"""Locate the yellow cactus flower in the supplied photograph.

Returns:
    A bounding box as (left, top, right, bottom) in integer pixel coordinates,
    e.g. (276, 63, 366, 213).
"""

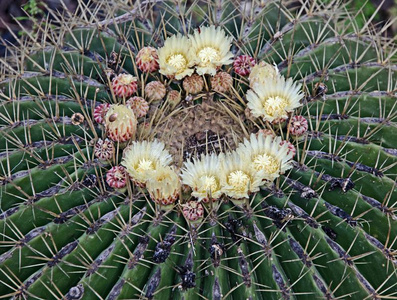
(237, 133, 293, 181)
(246, 75, 303, 122)
(189, 26, 234, 75)
(157, 34, 196, 80)
(220, 152, 264, 199)
(181, 153, 223, 202)
(147, 165, 180, 207)
(122, 140, 172, 185)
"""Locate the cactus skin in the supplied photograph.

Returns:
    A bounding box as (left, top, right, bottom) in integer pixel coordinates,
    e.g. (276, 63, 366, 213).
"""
(0, 0, 396, 299)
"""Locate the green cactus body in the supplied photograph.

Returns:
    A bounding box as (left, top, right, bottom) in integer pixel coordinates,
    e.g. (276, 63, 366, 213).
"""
(0, 0, 396, 299)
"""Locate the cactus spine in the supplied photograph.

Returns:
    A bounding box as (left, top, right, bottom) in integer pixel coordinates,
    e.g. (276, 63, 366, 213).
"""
(0, 0, 396, 299)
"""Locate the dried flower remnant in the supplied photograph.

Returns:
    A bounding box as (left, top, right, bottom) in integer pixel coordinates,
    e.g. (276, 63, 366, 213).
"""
(145, 81, 166, 102)
(71, 113, 84, 125)
(289, 115, 308, 136)
(166, 90, 182, 108)
(94, 138, 115, 161)
(182, 201, 204, 223)
(248, 61, 279, 89)
(256, 129, 275, 138)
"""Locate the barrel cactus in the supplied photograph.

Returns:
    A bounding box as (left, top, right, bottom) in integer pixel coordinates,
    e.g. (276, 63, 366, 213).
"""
(0, 0, 396, 299)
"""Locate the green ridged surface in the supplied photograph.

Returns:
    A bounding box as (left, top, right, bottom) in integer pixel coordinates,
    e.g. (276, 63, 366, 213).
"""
(0, 1, 396, 299)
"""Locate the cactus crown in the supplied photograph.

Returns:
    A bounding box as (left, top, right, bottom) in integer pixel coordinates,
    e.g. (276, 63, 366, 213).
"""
(0, 0, 396, 299)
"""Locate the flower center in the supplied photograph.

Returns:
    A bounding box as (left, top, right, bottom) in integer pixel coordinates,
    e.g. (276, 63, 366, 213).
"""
(199, 175, 219, 193)
(253, 154, 279, 174)
(157, 173, 170, 182)
(198, 47, 220, 65)
(136, 159, 154, 173)
(228, 170, 250, 192)
(119, 74, 136, 85)
(264, 96, 288, 118)
(167, 54, 187, 73)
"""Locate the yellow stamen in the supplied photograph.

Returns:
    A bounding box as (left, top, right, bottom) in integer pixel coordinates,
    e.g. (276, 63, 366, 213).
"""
(167, 54, 187, 73)
(264, 96, 288, 118)
(198, 47, 220, 66)
(253, 154, 279, 174)
(228, 170, 250, 193)
(199, 175, 219, 193)
(136, 159, 154, 173)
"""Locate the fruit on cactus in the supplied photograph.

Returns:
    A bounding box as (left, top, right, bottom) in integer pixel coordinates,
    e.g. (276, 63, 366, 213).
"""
(112, 73, 138, 98)
(0, 0, 396, 299)
(182, 73, 204, 94)
(144, 81, 166, 102)
(233, 54, 256, 76)
(105, 104, 137, 142)
(210, 71, 233, 93)
(126, 96, 149, 118)
(136, 46, 159, 73)
(106, 166, 127, 189)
